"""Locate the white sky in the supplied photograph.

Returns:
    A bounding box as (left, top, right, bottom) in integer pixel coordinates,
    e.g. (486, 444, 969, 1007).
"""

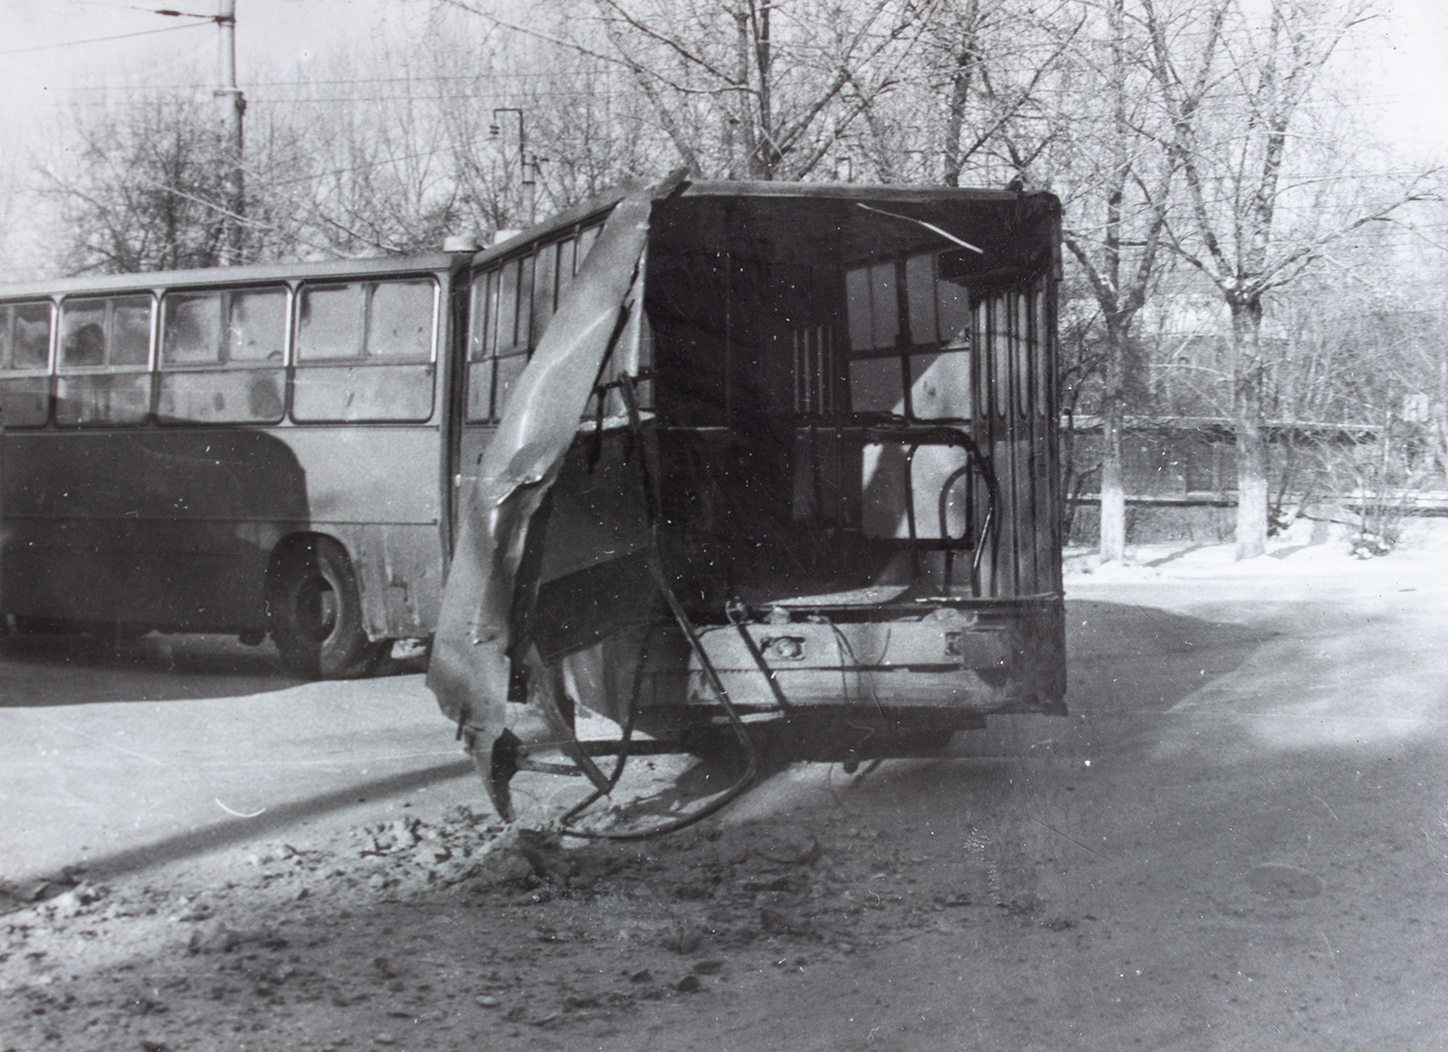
(1, 0, 1442, 138)
(1355, 0, 1448, 161)
(0, 0, 1444, 272)
(0, 0, 413, 117)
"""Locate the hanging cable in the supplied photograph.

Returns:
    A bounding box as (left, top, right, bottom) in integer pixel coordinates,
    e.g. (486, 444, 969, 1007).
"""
(559, 371, 760, 840)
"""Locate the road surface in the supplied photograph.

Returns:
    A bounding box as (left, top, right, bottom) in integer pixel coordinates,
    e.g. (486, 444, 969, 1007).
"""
(3, 535, 1448, 1051)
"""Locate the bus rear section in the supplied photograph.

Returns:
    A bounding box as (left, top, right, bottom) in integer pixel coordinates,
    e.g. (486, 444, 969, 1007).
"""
(429, 180, 1065, 828)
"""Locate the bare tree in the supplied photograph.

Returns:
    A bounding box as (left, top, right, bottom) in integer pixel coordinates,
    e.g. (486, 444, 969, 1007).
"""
(278, 37, 471, 256)
(443, 0, 939, 182)
(844, 0, 1081, 187)
(1143, 0, 1436, 558)
(1056, 0, 1174, 561)
(914, 0, 1164, 561)
(36, 94, 237, 274)
(32, 78, 328, 275)
(424, 11, 661, 233)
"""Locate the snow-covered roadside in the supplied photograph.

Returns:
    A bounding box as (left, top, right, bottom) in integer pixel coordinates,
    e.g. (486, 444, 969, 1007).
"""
(1066, 517, 1448, 585)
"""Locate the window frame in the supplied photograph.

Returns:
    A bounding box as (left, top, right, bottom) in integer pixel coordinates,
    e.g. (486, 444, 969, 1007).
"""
(0, 299, 55, 429)
(57, 292, 155, 373)
(160, 284, 291, 369)
(155, 284, 290, 427)
(289, 275, 441, 425)
(463, 222, 607, 425)
(0, 299, 54, 373)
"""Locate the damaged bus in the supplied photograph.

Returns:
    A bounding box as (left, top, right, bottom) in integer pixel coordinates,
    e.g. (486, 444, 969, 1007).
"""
(428, 176, 1066, 830)
(0, 177, 1064, 831)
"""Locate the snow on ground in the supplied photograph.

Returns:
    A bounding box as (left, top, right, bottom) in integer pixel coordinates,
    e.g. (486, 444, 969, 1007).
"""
(1065, 517, 1448, 583)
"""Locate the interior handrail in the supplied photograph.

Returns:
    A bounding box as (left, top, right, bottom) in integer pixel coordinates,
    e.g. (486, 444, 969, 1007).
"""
(798, 421, 1000, 597)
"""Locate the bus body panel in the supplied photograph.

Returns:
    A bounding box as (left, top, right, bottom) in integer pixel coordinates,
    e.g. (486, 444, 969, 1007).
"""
(0, 255, 463, 644)
(2, 427, 304, 630)
(0, 423, 447, 636)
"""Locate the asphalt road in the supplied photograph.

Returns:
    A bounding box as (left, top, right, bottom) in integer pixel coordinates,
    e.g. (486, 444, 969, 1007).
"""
(0, 633, 476, 886)
(3, 540, 1448, 1050)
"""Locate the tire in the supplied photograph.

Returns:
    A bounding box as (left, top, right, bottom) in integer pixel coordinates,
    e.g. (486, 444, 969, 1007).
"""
(267, 537, 382, 679)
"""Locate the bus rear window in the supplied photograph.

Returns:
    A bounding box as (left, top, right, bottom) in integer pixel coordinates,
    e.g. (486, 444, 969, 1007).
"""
(845, 253, 970, 355)
(845, 253, 974, 420)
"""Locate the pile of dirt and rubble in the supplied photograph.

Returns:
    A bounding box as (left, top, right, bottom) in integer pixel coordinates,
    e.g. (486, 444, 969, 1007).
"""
(0, 795, 1071, 1051)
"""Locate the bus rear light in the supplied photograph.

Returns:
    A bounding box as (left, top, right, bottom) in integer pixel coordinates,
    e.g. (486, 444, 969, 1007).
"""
(761, 636, 806, 661)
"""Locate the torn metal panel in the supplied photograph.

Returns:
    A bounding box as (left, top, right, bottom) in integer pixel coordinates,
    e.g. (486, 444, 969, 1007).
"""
(426, 175, 683, 815)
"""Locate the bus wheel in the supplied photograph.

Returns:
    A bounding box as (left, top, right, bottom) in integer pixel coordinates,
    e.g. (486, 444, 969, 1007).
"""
(268, 538, 382, 679)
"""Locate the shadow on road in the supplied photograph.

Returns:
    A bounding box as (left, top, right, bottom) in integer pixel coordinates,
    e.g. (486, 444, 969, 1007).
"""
(0, 632, 421, 707)
(0, 632, 297, 705)
(68, 759, 476, 883)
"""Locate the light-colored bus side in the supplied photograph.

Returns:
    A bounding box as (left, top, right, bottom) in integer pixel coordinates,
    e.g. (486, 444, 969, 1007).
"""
(0, 256, 463, 652)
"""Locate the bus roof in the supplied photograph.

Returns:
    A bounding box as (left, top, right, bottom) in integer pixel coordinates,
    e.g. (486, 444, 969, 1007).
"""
(0, 181, 1058, 299)
(0, 251, 465, 302)
(477, 179, 1059, 269)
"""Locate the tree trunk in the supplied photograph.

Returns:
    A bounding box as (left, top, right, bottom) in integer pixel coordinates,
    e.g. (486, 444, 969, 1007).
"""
(941, 0, 980, 188)
(1099, 319, 1127, 562)
(1231, 297, 1268, 559)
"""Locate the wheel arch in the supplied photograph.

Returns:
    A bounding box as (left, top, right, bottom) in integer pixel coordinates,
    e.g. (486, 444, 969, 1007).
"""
(264, 529, 384, 644)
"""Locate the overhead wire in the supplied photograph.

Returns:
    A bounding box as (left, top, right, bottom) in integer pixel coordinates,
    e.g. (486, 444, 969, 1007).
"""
(0, 18, 211, 56)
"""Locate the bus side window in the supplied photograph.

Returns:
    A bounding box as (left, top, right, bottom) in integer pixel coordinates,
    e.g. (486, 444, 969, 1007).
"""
(465, 269, 496, 422)
(464, 228, 603, 426)
(60, 300, 107, 367)
(1032, 284, 1050, 417)
(492, 259, 530, 418)
(110, 297, 151, 366)
(157, 287, 287, 425)
(12, 303, 52, 369)
(295, 284, 363, 361)
(466, 259, 531, 424)
(555, 224, 602, 308)
(367, 280, 434, 358)
(55, 294, 152, 427)
(555, 237, 578, 304)
(227, 288, 287, 362)
(293, 279, 436, 423)
(494, 260, 524, 355)
(576, 226, 600, 273)
(0, 301, 52, 428)
(162, 291, 223, 364)
(531, 241, 558, 341)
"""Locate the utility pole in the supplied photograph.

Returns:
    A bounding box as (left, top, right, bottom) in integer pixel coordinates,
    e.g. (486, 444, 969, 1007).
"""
(217, 0, 246, 265)
(492, 108, 535, 225)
